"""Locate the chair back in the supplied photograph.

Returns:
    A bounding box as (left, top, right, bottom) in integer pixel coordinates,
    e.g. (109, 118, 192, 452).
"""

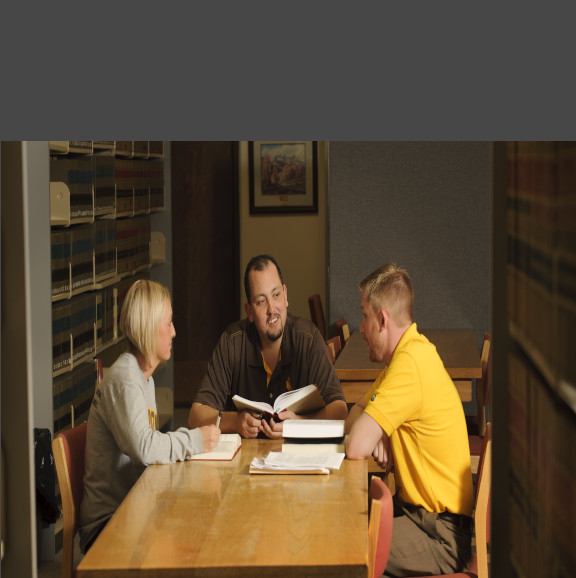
(52, 422, 88, 578)
(473, 422, 491, 578)
(368, 476, 394, 578)
(308, 293, 327, 339)
(326, 342, 336, 364)
(334, 317, 350, 346)
(468, 333, 492, 472)
(326, 336, 342, 363)
(402, 426, 491, 578)
(476, 333, 491, 437)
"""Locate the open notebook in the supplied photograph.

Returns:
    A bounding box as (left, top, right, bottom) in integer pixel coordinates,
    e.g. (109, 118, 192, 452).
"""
(190, 434, 242, 461)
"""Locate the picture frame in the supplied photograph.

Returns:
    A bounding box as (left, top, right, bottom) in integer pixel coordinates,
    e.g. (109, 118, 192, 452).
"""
(249, 141, 318, 214)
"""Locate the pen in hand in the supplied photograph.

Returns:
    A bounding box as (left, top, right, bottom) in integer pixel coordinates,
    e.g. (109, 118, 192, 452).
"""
(216, 410, 222, 429)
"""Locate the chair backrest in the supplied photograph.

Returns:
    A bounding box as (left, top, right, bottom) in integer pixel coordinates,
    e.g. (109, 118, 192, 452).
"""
(52, 422, 88, 578)
(401, 427, 491, 578)
(473, 422, 491, 578)
(334, 317, 350, 346)
(368, 476, 394, 578)
(326, 336, 342, 363)
(476, 333, 492, 437)
(326, 342, 336, 364)
(308, 293, 327, 340)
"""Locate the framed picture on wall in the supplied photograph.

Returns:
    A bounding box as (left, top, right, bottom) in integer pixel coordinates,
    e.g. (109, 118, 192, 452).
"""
(249, 141, 318, 214)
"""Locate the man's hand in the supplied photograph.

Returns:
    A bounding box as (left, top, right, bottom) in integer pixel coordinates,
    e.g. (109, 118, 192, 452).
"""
(236, 410, 264, 438)
(259, 410, 297, 439)
(199, 425, 221, 452)
(372, 434, 393, 472)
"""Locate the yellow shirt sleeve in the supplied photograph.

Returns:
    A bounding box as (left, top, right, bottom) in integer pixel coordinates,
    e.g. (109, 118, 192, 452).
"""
(364, 350, 422, 436)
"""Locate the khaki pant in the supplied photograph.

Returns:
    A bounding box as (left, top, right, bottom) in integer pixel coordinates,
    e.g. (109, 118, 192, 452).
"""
(383, 497, 472, 577)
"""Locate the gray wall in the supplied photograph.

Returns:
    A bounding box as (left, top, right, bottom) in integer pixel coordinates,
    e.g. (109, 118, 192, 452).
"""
(328, 141, 491, 348)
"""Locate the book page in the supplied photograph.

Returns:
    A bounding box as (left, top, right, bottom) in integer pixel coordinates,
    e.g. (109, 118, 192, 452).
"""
(190, 434, 242, 461)
(275, 384, 325, 414)
(232, 395, 274, 414)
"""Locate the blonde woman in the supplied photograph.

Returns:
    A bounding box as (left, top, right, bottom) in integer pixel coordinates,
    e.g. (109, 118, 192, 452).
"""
(79, 279, 220, 553)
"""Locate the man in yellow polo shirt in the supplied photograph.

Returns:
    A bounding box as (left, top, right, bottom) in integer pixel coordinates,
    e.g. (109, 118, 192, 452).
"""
(346, 264, 473, 577)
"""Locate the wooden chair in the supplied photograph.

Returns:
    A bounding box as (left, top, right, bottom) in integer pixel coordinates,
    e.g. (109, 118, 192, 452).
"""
(368, 475, 394, 578)
(334, 317, 351, 347)
(308, 293, 327, 340)
(326, 336, 342, 363)
(52, 423, 88, 578)
(411, 422, 492, 578)
(468, 333, 491, 474)
(326, 342, 336, 364)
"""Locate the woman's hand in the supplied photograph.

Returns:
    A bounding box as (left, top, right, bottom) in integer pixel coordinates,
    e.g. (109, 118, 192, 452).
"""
(199, 424, 221, 452)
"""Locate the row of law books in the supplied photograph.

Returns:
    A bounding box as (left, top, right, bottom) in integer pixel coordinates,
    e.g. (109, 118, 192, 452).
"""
(115, 215, 151, 277)
(53, 359, 99, 436)
(51, 215, 153, 300)
(50, 155, 164, 224)
(114, 158, 165, 216)
(49, 140, 164, 159)
(506, 141, 576, 398)
(51, 273, 149, 376)
(52, 289, 115, 376)
(508, 351, 576, 577)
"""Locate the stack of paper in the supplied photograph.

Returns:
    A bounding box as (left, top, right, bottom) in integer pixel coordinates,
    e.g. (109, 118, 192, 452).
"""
(249, 451, 345, 475)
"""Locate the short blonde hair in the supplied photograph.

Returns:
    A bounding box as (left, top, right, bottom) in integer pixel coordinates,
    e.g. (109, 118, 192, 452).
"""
(120, 279, 171, 368)
(359, 263, 414, 326)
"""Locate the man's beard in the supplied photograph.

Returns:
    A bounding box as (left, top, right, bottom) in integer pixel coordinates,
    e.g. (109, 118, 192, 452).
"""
(266, 320, 284, 342)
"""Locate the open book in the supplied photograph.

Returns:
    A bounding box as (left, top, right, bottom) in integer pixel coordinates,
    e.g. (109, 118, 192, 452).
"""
(249, 451, 345, 475)
(189, 434, 242, 461)
(232, 384, 325, 417)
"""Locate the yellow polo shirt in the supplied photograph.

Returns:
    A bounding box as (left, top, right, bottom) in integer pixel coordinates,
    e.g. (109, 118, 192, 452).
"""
(364, 323, 473, 515)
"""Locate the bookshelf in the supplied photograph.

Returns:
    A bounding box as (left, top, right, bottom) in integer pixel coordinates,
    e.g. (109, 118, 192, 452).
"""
(47, 141, 172, 553)
(49, 141, 168, 437)
(0, 141, 173, 573)
(504, 141, 576, 577)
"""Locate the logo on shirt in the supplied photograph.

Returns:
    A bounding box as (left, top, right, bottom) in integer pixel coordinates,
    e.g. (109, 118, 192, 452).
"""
(148, 408, 158, 431)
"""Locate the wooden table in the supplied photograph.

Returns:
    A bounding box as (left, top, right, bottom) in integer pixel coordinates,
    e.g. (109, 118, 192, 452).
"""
(77, 439, 369, 578)
(335, 329, 482, 404)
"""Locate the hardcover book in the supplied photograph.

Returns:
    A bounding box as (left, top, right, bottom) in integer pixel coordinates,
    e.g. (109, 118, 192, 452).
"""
(282, 419, 345, 440)
(232, 384, 325, 417)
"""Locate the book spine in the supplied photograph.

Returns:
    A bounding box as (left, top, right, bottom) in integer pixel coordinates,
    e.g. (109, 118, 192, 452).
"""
(70, 294, 95, 363)
(133, 214, 151, 270)
(149, 159, 165, 210)
(71, 224, 94, 291)
(115, 158, 135, 216)
(51, 229, 71, 297)
(101, 286, 115, 347)
(93, 155, 116, 214)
